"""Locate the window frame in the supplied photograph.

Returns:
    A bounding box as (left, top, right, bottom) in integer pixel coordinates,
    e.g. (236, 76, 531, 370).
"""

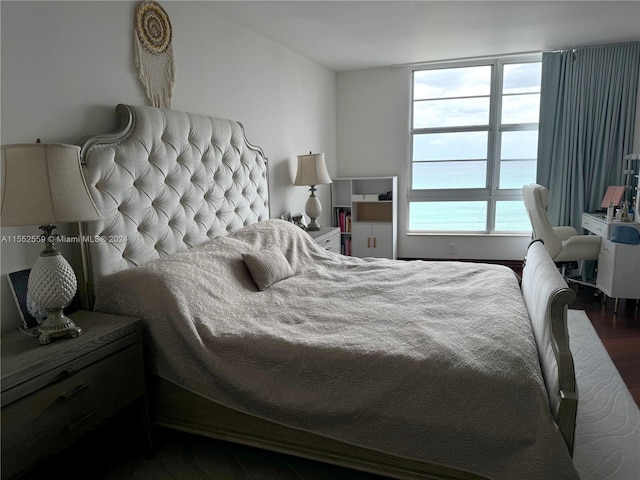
(408, 54, 542, 234)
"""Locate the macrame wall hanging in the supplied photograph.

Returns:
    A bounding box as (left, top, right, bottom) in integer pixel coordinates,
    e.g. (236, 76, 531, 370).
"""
(134, 0, 175, 108)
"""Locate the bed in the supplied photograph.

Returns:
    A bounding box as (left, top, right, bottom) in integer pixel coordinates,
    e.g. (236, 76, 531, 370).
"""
(77, 104, 579, 480)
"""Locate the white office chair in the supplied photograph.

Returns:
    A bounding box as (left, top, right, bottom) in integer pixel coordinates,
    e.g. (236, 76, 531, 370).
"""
(523, 183, 601, 286)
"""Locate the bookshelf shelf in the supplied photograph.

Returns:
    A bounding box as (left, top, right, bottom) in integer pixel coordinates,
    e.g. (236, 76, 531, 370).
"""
(331, 176, 397, 259)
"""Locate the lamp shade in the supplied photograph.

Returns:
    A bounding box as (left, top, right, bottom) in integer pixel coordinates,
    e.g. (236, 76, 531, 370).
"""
(1, 143, 102, 226)
(293, 153, 332, 186)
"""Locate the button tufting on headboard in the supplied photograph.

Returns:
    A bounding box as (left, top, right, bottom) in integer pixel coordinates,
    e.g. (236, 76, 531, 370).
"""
(78, 104, 269, 306)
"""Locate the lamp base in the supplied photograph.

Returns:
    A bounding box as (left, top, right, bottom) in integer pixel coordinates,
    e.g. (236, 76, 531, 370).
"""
(305, 220, 321, 231)
(36, 309, 82, 345)
(304, 186, 322, 232)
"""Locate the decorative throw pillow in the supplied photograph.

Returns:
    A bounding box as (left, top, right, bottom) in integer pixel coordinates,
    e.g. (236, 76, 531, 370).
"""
(242, 248, 294, 291)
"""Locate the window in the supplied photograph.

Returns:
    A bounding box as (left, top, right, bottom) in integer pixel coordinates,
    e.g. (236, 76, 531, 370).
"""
(409, 56, 541, 233)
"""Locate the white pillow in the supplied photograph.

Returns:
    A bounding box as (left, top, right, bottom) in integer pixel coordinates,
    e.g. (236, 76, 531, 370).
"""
(242, 247, 294, 291)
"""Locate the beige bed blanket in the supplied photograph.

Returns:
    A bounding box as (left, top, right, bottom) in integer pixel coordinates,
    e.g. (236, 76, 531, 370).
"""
(95, 219, 578, 480)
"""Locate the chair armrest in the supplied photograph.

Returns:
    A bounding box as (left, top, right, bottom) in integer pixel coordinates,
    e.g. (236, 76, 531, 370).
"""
(557, 235, 602, 262)
(553, 226, 578, 241)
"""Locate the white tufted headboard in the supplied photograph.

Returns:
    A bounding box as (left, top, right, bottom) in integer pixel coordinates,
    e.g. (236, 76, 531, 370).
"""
(78, 104, 269, 306)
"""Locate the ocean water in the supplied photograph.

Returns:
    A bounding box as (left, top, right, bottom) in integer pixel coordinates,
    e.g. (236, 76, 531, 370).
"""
(410, 161, 535, 232)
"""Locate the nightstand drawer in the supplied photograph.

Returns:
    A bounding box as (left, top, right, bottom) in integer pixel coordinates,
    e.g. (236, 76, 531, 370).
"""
(2, 332, 139, 407)
(1, 342, 144, 479)
(317, 233, 340, 252)
(308, 227, 340, 253)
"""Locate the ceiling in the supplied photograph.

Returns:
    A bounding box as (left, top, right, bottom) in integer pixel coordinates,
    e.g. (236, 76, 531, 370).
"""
(199, 1, 640, 72)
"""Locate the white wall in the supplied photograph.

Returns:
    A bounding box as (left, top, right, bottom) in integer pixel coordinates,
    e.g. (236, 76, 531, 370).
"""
(337, 65, 640, 261)
(0, 1, 336, 333)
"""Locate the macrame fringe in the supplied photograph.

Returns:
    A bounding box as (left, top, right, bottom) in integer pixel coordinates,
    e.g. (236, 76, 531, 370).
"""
(134, 32, 176, 109)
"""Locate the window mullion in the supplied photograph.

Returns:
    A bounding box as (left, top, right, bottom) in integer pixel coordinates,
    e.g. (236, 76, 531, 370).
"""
(411, 125, 489, 135)
(490, 61, 504, 191)
(486, 61, 503, 231)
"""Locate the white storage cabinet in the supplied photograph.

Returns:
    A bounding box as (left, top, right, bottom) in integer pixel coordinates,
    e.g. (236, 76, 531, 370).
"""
(331, 176, 397, 259)
(596, 239, 640, 299)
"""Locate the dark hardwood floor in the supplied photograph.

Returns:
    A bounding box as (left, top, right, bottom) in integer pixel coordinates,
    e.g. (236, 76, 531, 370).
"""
(570, 285, 640, 406)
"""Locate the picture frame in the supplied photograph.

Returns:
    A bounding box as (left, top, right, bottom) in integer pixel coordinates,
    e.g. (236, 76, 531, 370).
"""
(281, 211, 306, 229)
(7, 269, 79, 330)
(7, 269, 45, 329)
(291, 213, 306, 229)
(280, 212, 293, 223)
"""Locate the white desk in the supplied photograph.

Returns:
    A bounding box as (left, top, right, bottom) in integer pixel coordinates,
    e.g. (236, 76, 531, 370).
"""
(582, 212, 640, 240)
(581, 213, 640, 302)
(581, 212, 640, 239)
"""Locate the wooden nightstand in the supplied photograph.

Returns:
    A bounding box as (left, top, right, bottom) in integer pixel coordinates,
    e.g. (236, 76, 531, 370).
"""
(307, 227, 341, 253)
(1, 311, 149, 479)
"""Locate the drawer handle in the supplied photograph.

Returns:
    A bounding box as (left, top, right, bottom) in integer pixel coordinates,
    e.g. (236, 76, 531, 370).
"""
(60, 383, 90, 401)
(66, 413, 94, 432)
(57, 369, 74, 379)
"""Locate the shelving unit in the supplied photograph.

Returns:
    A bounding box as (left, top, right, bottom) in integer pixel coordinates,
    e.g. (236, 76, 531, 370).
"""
(331, 176, 397, 259)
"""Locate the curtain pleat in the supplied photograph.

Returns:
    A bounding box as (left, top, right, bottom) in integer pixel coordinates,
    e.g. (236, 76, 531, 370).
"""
(537, 42, 640, 228)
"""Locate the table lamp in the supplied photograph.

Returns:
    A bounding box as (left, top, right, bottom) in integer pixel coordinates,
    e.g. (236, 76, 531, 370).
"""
(1, 143, 102, 344)
(293, 152, 332, 231)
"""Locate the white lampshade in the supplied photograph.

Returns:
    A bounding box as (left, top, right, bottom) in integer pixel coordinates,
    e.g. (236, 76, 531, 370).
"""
(293, 153, 332, 187)
(1, 143, 101, 226)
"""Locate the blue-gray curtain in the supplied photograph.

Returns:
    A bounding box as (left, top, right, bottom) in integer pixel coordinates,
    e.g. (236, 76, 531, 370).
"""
(537, 42, 640, 229)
